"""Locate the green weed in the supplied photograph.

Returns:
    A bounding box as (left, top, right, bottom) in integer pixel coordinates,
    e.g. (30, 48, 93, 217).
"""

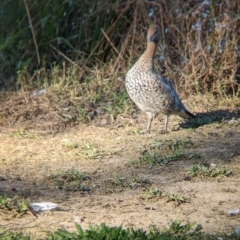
(62, 139, 78, 149)
(142, 188, 188, 205)
(0, 195, 32, 218)
(0, 231, 30, 240)
(76, 140, 106, 159)
(11, 128, 40, 139)
(1, 222, 239, 240)
(188, 164, 232, 178)
(47, 169, 91, 192)
(166, 221, 199, 234)
(105, 175, 151, 193)
(136, 139, 200, 168)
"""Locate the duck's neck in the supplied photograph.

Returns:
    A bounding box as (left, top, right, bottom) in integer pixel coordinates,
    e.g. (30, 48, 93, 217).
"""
(140, 42, 157, 70)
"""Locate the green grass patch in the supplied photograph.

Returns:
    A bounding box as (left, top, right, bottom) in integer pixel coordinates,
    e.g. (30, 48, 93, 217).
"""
(47, 169, 91, 192)
(105, 175, 151, 193)
(76, 140, 106, 159)
(11, 128, 41, 139)
(0, 195, 32, 218)
(0, 231, 30, 240)
(1, 222, 239, 240)
(131, 139, 200, 168)
(188, 164, 232, 179)
(142, 188, 188, 205)
(62, 139, 78, 149)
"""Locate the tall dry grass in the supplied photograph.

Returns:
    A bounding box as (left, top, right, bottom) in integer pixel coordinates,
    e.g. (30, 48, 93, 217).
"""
(0, 0, 240, 98)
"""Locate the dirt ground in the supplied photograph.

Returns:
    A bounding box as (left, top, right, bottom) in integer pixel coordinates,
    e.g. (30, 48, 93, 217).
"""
(0, 92, 240, 239)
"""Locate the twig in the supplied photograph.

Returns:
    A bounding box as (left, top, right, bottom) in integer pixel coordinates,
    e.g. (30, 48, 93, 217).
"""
(101, 29, 122, 59)
(82, 8, 127, 68)
(112, 25, 132, 73)
(50, 44, 83, 72)
(24, 0, 40, 65)
(0, 100, 24, 113)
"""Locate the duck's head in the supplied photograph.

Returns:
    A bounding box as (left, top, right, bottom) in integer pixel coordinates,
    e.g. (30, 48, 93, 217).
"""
(147, 24, 161, 44)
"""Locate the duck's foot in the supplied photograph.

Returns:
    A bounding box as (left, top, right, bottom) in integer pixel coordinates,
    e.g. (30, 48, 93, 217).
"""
(139, 129, 151, 134)
(159, 129, 168, 134)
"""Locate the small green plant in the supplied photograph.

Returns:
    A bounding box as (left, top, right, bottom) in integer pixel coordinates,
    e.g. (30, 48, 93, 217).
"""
(188, 164, 232, 178)
(11, 128, 40, 139)
(62, 139, 78, 149)
(134, 139, 200, 168)
(167, 220, 199, 234)
(142, 188, 188, 205)
(138, 150, 199, 168)
(76, 140, 117, 159)
(0, 231, 30, 240)
(105, 175, 151, 193)
(76, 140, 106, 159)
(103, 90, 133, 115)
(0, 195, 32, 218)
(168, 139, 193, 152)
(46, 222, 206, 240)
(188, 114, 225, 128)
(47, 169, 91, 191)
(1, 222, 239, 239)
(12, 128, 27, 137)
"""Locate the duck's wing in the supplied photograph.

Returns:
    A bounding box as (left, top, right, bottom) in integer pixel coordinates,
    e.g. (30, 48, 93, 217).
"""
(157, 75, 195, 118)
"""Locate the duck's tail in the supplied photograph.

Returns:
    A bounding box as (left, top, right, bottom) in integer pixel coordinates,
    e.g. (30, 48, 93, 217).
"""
(178, 108, 195, 119)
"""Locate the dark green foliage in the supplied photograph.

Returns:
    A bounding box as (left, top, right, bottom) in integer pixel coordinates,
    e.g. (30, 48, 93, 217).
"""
(1, 222, 240, 239)
(0, 231, 31, 240)
(45, 222, 240, 240)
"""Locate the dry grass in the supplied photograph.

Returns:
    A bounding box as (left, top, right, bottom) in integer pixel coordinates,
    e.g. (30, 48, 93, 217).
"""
(0, 1, 240, 132)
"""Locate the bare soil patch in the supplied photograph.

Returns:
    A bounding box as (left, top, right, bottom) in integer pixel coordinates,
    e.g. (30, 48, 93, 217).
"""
(0, 93, 240, 239)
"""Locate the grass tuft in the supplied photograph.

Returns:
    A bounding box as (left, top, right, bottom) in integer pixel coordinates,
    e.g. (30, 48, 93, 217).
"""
(1, 222, 239, 239)
(142, 188, 188, 205)
(132, 139, 200, 168)
(0, 195, 32, 218)
(188, 164, 232, 179)
(47, 169, 91, 192)
(105, 175, 151, 193)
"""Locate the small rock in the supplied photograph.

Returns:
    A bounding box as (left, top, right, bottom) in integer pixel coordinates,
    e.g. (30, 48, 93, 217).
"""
(101, 119, 108, 125)
(32, 89, 47, 98)
(144, 206, 156, 210)
(210, 163, 217, 168)
(228, 207, 240, 216)
(228, 118, 238, 125)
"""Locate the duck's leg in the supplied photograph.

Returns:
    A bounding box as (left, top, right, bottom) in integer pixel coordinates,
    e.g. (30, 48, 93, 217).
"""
(146, 112, 153, 134)
(160, 115, 169, 134)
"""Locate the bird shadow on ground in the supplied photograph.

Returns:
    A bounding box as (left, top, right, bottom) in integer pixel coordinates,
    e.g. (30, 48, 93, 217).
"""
(180, 109, 240, 129)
